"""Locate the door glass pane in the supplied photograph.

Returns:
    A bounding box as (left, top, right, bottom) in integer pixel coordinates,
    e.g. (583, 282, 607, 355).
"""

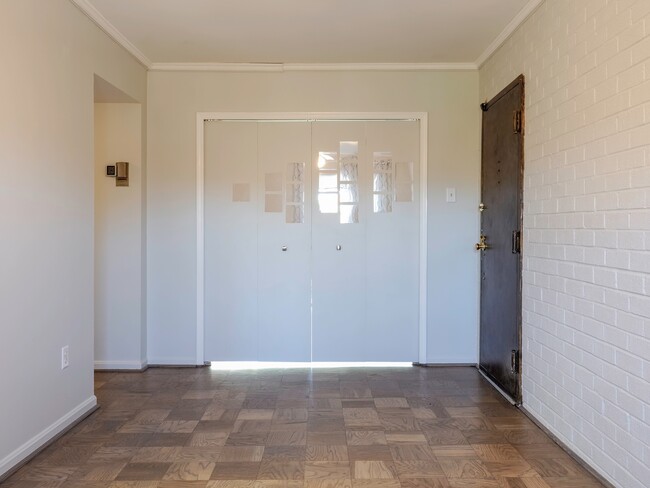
(318, 152, 338, 170)
(339, 183, 359, 203)
(318, 193, 339, 214)
(340, 203, 359, 224)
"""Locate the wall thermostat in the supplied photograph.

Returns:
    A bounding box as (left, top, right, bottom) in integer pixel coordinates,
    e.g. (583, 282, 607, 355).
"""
(106, 165, 116, 176)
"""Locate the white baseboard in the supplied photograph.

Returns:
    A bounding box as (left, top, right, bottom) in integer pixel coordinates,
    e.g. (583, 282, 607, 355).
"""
(94, 360, 148, 370)
(147, 357, 201, 366)
(0, 396, 97, 479)
(424, 357, 478, 364)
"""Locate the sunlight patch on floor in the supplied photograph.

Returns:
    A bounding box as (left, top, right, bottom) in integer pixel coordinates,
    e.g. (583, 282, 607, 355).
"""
(209, 361, 412, 370)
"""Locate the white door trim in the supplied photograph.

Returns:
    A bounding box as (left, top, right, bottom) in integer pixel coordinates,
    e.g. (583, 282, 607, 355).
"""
(196, 112, 429, 365)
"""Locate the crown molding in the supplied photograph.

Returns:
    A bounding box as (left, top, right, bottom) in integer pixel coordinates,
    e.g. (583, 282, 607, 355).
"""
(69, 0, 152, 68)
(149, 62, 478, 73)
(475, 0, 544, 68)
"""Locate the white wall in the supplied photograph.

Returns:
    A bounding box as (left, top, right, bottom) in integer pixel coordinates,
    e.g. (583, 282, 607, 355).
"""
(480, 1, 650, 487)
(0, 0, 146, 477)
(94, 103, 146, 370)
(147, 70, 481, 365)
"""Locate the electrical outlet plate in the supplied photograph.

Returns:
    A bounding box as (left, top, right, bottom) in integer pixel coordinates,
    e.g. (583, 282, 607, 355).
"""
(61, 345, 69, 370)
(446, 187, 456, 203)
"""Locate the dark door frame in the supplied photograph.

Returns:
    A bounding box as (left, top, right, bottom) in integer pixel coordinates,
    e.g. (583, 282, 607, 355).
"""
(478, 74, 525, 404)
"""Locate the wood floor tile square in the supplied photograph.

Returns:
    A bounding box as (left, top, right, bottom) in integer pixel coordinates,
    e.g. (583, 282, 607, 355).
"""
(437, 459, 493, 479)
(176, 448, 224, 462)
(252, 447, 300, 462)
(374, 398, 410, 409)
(304, 462, 351, 480)
(189, 432, 230, 447)
(70, 462, 127, 481)
(87, 448, 139, 464)
(341, 400, 375, 408)
(461, 430, 507, 444)
(527, 458, 587, 478)
(206, 481, 255, 488)
(273, 409, 308, 423)
(352, 461, 396, 479)
(13, 465, 77, 481)
(347, 445, 393, 462)
(385, 432, 428, 444)
(226, 432, 270, 446)
(202, 407, 227, 421)
(393, 460, 444, 478)
(307, 431, 347, 445)
(115, 462, 172, 481)
(423, 428, 468, 446)
(163, 461, 216, 481)
(256, 461, 304, 480)
(346, 430, 387, 446)
(445, 479, 502, 487)
(411, 408, 438, 420)
(133, 410, 171, 424)
(158, 482, 208, 488)
(399, 477, 450, 487)
(233, 420, 272, 434)
(304, 479, 352, 488)
(266, 430, 306, 446)
(390, 444, 435, 461)
(351, 480, 401, 488)
(142, 434, 191, 447)
(183, 390, 219, 400)
(210, 463, 261, 480)
(132, 447, 182, 463)
(342, 409, 381, 428)
(238, 410, 275, 420)
(253, 481, 304, 487)
(108, 482, 159, 488)
(218, 447, 265, 463)
(305, 446, 348, 462)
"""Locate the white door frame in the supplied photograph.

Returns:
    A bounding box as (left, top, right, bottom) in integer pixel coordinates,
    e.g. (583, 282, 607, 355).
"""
(196, 112, 429, 365)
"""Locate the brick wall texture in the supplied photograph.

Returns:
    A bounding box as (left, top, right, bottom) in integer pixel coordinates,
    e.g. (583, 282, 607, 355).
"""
(480, 1, 650, 487)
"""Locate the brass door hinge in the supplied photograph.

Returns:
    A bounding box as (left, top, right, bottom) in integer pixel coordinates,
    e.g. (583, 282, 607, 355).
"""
(513, 111, 522, 134)
(511, 349, 520, 374)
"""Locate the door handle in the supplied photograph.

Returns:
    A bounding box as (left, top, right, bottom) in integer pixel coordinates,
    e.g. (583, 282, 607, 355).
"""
(282, 246, 288, 252)
(336, 245, 342, 251)
(475, 235, 490, 251)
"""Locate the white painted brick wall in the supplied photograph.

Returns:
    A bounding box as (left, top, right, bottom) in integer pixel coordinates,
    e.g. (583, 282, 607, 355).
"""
(480, 1, 650, 487)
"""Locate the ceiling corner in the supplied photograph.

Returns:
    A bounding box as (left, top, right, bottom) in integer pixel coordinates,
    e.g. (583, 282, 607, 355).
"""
(69, 0, 152, 69)
(475, 0, 544, 68)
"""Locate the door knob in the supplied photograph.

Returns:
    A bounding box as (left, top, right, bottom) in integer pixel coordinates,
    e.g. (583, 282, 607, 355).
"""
(475, 235, 490, 251)
(282, 246, 288, 252)
(336, 245, 342, 251)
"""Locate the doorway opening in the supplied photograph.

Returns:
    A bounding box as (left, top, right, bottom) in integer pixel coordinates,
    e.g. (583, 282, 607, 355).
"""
(93, 75, 146, 372)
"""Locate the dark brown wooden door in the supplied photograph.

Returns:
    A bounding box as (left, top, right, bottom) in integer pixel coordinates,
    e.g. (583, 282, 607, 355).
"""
(478, 76, 524, 403)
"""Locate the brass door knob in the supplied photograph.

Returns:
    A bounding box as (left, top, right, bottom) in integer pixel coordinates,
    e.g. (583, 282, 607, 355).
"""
(475, 235, 490, 251)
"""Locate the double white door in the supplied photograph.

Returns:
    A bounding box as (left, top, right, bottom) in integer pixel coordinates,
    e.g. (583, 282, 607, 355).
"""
(204, 120, 419, 361)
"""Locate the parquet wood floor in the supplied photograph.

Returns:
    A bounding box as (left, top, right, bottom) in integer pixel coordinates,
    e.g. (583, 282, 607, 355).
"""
(1, 366, 605, 488)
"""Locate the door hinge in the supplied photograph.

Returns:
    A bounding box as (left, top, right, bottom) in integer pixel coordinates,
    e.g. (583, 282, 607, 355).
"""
(512, 230, 521, 254)
(511, 349, 520, 375)
(513, 110, 522, 134)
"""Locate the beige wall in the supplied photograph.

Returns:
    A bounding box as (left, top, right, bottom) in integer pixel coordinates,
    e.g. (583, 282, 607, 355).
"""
(94, 103, 146, 370)
(0, 0, 146, 476)
(480, 1, 650, 487)
(146, 70, 482, 364)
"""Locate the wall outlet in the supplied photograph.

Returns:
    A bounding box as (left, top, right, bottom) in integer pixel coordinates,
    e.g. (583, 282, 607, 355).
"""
(61, 345, 69, 370)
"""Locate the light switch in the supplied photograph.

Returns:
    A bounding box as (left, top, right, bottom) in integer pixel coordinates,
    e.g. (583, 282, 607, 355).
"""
(446, 187, 456, 203)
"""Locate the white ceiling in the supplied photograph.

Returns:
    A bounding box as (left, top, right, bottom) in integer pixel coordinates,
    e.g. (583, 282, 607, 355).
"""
(76, 0, 540, 68)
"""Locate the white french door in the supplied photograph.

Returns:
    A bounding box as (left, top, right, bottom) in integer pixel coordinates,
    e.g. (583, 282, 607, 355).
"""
(204, 118, 420, 362)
